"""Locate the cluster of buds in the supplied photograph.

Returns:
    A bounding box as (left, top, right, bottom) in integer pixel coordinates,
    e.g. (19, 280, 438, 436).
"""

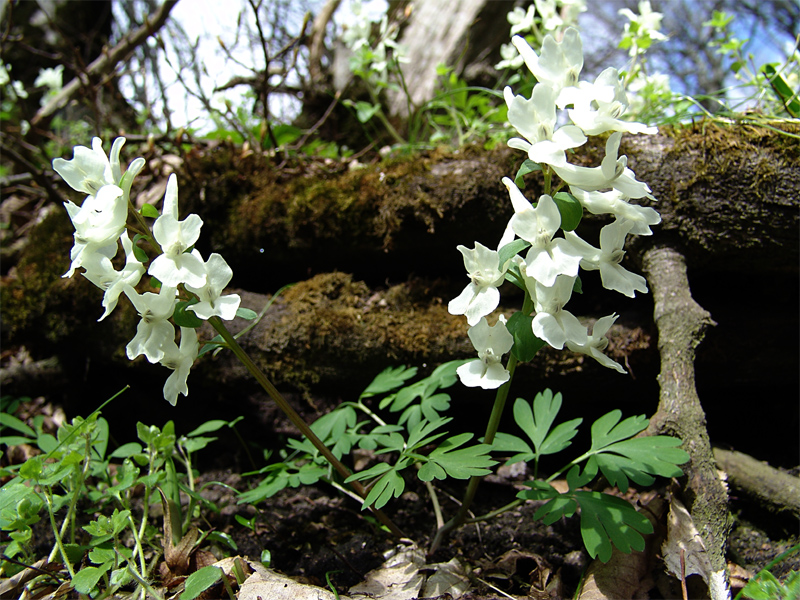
(451, 27, 661, 389)
(53, 139, 241, 405)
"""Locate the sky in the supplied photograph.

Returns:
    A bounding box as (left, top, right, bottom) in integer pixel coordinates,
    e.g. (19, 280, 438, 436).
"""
(113, 0, 796, 133)
(114, 0, 389, 133)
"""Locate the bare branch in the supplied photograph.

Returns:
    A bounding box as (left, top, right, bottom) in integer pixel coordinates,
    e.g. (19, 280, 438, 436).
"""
(31, 0, 180, 126)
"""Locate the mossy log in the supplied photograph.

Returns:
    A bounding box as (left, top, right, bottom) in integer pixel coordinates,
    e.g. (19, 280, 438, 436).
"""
(0, 123, 797, 468)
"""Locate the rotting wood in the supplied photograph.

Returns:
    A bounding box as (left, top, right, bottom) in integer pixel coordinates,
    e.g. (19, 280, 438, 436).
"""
(714, 447, 800, 522)
(642, 243, 731, 587)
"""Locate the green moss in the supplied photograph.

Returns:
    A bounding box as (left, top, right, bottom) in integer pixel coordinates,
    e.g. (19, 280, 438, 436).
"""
(246, 272, 470, 390)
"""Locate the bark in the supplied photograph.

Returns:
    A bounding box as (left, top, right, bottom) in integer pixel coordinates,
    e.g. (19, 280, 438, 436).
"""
(642, 244, 731, 578)
(388, 0, 515, 116)
(714, 448, 800, 522)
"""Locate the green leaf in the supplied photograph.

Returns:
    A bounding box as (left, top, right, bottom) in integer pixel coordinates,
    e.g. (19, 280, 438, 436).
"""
(185, 420, 228, 437)
(344, 461, 393, 484)
(0, 436, 35, 446)
(491, 432, 534, 465)
(590, 411, 649, 450)
(513, 391, 582, 458)
(514, 159, 542, 188)
(361, 468, 405, 510)
(519, 479, 653, 563)
(0, 413, 36, 438)
(552, 191, 583, 231)
(108, 442, 142, 459)
(497, 239, 530, 271)
(506, 312, 545, 363)
(763, 63, 800, 118)
(131, 234, 150, 263)
(573, 490, 653, 562)
(235, 307, 258, 320)
(172, 300, 204, 328)
(140, 203, 160, 218)
(584, 410, 689, 492)
(181, 565, 223, 600)
(72, 566, 109, 594)
(360, 366, 418, 399)
(418, 433, 495, 481)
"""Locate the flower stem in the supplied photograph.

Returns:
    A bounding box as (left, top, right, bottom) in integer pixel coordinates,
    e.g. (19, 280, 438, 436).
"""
(428, 353, 518, 555)
(207, 317, 405, 538)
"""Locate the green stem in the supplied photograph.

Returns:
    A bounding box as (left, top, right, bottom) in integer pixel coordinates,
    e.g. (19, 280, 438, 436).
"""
(428, 354, 518, 554)
(465, 498, 524, 524)
(366, 85, 406, 145)
(207, 317, 405, 538)
(44, 487, 75, 578)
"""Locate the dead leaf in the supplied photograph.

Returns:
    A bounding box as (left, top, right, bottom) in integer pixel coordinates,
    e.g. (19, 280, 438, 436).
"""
(238, 561, 344, 600)
(348, 542, 426, 600)
(421, 557, 471, 599)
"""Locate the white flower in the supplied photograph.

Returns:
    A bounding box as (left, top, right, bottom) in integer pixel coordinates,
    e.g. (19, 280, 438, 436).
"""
(528, 274, 587, 350)
(550, 132, 654, 199)
(565, 68, 658, 136)
(569, 188, 661, 235)
(512, 28, 583, 93)
(564, 219, 648, 297)
(495, 42, 525, 70)
(449, 242, 508, 326)
(63, 184, 128, 277)
(81, 232, 145, 320)
(185, 253, 241, 320)
(457, 316, 514, 389)
(505, 83, 586, 167)
(34, 65, 63, 99)
(508, 5, 536, 36)
(149, 175, 206, 288)
(503, 178, 583, 286)
(159, 327, 199, 406)
(566, 313, 626, 373)
(124, 285, 178, 363)
(53, 137, 134, 197)
(619, 1, 667, 57)
(534, 0, 563, 32)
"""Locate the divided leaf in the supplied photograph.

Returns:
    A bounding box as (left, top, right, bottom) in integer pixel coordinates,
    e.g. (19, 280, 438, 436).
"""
(418, 433, 495, 481)
(360, 366, 418, 399)
(518, 476, 653, 563)
(513, 392, 582, 459)
(584, 410, 689, 492)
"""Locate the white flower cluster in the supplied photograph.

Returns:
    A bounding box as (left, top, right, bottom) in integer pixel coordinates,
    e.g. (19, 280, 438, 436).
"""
(495, 0, 586, 71)
(451, 27, 661, 389)
(342, 0, 407, 85)
(53, 138, 241, 405)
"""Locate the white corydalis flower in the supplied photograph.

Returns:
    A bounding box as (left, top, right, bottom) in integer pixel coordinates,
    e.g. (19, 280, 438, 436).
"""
(149, 174, 206, 288)
(124, 284, 178, 363)
(185, 253, 241, 320)
(63, 184, 128, 277)
(564, 218, 648, 297)
(505, 83, 586, 167)
(565, 68, 658, 136)
(159, 327, 199, 406)
(81, 233, 145, 321)
(569, 187, 660, 235)
(53, 137, 144, 199)
(512, 28, 583, 95)
(527, 274, 587, 350)
(449, 242, 508, 326)
(566, 313, 626, 373)
(549, 132, 654, 199)
(457, 316, 514, 389)
(504, 178, 582, 287)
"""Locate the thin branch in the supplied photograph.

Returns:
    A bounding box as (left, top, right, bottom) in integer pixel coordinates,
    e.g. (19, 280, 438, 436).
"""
(31, 0, 180, 126)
